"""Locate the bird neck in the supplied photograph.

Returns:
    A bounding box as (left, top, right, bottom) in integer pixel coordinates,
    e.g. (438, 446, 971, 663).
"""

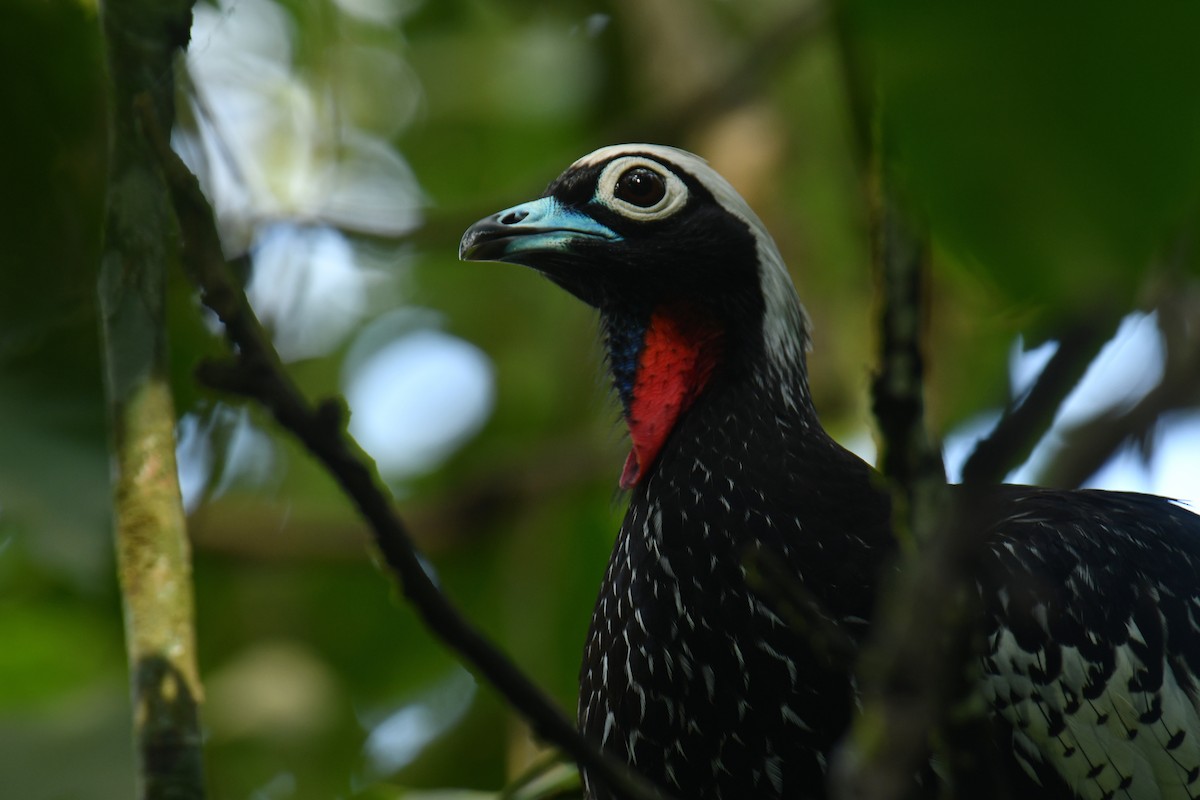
(603, 301, 818, 489)
(604, 304, 726, 489)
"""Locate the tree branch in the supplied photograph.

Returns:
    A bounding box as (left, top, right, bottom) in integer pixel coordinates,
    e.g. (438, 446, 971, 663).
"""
(869, 195, 946, 505)
(961, 323, 1111, 486)
(97, 0, 205, 798)
(829, 24, 991, 795)
(833, 188, 987, 800)
(1034, 289, 1200, 490)
(136, 98, 669, 800)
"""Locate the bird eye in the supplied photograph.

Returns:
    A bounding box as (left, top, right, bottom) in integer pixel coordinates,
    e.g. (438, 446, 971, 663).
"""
(614, 168, 666, 208)
(595, 155, 689, 221)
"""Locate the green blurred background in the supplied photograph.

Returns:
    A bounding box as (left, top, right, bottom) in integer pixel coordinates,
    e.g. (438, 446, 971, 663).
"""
(2, 0, 1199, 797)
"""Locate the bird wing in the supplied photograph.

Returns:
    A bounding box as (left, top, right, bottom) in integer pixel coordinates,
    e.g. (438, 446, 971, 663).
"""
(975, 487, 1200, 800)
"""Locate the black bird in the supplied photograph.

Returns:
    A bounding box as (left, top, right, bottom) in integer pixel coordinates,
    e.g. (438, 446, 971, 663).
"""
(460, 144, 1200, 800)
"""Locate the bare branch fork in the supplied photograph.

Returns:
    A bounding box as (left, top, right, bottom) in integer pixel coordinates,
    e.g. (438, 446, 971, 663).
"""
(134, 96, 667, 800)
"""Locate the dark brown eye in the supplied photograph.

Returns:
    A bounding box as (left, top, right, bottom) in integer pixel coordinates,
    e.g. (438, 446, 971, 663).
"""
(614, 167, 666, 208)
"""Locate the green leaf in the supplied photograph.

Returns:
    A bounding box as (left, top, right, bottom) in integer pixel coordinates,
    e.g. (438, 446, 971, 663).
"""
(849, 2, 1200, 312)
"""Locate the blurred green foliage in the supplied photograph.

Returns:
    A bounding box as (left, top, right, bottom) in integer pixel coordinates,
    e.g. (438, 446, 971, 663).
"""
(851, 2, 1200, 315)
(2, 0, 1198, 798)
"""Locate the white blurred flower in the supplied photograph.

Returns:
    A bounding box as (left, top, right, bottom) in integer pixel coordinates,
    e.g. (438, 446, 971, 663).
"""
(247, 224, 386, 361)
(175, 0, 496, 490)
(343, 323, 495, 479)
(181, 0, 423, 251)
(362, 668, 477, 776)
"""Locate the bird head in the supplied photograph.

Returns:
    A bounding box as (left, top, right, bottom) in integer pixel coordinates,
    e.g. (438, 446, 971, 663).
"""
(461, 144, 812, 488)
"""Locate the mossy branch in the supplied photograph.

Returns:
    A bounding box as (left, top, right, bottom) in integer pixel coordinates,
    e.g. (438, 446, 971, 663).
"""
(97, 0, 205, 798)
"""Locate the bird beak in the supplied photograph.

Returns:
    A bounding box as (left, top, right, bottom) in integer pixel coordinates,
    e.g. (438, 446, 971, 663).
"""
(459, 197, 620, 264)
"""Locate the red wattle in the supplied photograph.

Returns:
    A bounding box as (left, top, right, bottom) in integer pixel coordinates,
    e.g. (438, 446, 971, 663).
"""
(621, 310, 720, 488)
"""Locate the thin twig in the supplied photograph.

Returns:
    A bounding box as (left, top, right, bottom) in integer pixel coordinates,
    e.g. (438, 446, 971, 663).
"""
(136, 96, 669, 800)
(1034, 290, 1200, 490)
(869, 195, 946, 508)
(961, 323, 1111, 486)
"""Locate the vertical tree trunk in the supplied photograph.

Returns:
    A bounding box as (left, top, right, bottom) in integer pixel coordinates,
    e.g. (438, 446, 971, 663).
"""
(97, 0, 206, 797)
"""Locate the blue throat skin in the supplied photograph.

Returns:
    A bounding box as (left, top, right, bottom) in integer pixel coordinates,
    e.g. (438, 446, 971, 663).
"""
(604, 311, 648, 410)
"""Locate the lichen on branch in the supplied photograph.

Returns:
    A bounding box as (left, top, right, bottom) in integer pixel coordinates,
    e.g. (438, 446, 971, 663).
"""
(98, 0, 206, 798)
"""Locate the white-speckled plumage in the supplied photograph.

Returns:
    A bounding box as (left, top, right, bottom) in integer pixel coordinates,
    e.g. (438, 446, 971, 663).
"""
(461, 144, 1200, 800)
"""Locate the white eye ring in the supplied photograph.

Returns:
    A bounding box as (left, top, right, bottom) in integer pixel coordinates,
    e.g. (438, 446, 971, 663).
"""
(594, 156, 689, 221)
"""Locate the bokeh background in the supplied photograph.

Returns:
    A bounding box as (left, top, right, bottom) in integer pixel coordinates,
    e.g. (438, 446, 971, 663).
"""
(3, 1, 1200, 797)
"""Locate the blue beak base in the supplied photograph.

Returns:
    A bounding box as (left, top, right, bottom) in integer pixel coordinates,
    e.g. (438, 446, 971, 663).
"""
(459, 197, 619, 263)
